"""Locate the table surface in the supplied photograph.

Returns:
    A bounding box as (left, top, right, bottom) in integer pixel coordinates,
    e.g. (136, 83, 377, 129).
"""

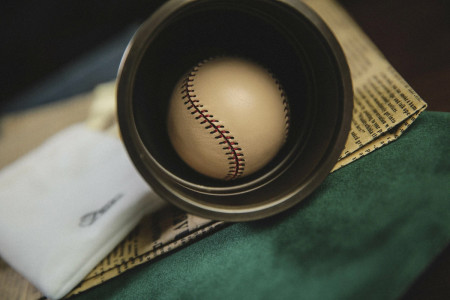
(0, 0, 449, 299)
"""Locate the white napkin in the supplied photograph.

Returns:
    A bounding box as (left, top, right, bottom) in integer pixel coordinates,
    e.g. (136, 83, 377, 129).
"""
(0, 124, 164, 299)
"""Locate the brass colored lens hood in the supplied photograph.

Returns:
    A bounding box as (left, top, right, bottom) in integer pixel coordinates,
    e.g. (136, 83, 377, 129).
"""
(117, 0, 353, 221)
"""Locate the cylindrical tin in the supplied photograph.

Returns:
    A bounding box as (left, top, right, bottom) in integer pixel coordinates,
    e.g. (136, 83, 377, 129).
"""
(117, 0, 353, 221)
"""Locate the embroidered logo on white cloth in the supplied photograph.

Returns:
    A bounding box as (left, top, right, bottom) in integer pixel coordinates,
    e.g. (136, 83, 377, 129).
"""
(79, 193, 124, 227)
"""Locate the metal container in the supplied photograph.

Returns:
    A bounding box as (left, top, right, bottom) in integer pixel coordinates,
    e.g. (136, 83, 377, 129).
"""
(117, 0, 353, 221)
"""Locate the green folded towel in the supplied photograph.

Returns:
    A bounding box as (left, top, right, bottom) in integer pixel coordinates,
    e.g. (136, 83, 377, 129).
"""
(73, 111, 450, 300)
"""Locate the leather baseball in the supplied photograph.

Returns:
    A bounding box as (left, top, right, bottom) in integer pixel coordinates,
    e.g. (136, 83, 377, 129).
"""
(167, 56, 290, 180)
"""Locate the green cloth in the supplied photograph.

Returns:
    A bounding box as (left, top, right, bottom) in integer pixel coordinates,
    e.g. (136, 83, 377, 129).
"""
(73, 111, 450, 300)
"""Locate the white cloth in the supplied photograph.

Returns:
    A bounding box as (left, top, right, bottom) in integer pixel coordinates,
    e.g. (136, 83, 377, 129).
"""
(0, 124, 164, 299)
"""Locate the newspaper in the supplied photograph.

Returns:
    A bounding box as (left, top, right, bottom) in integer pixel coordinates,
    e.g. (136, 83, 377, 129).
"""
(303, 0, 427, 171)
(15, 0, 422, 297)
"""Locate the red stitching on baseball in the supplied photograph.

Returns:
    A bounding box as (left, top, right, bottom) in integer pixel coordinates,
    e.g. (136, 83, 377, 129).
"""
(269, 70, 290, 141)
(181, 59, 245, 180)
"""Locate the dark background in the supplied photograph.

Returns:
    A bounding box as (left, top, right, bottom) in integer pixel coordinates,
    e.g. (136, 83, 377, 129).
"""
(0, 0, 448, 298)
(0, 0, 448, 112)
(0, 0, 165, 112)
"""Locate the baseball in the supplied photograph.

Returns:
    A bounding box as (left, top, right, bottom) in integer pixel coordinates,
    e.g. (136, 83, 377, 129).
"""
(167, 56, 290, 180)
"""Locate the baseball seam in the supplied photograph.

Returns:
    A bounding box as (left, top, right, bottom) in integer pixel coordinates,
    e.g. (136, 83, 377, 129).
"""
(180, 60, 245, 180)
(269, 71, 290, 141)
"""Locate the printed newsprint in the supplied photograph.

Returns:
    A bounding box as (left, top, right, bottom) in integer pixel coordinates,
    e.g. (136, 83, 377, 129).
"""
(66, 0, 427, 296)
(302, 0, 427, 171)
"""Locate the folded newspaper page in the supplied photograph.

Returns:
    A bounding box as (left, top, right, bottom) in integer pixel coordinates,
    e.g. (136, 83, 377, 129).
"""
(65, 0, 427, 296)
(304, 0, 427, 171)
